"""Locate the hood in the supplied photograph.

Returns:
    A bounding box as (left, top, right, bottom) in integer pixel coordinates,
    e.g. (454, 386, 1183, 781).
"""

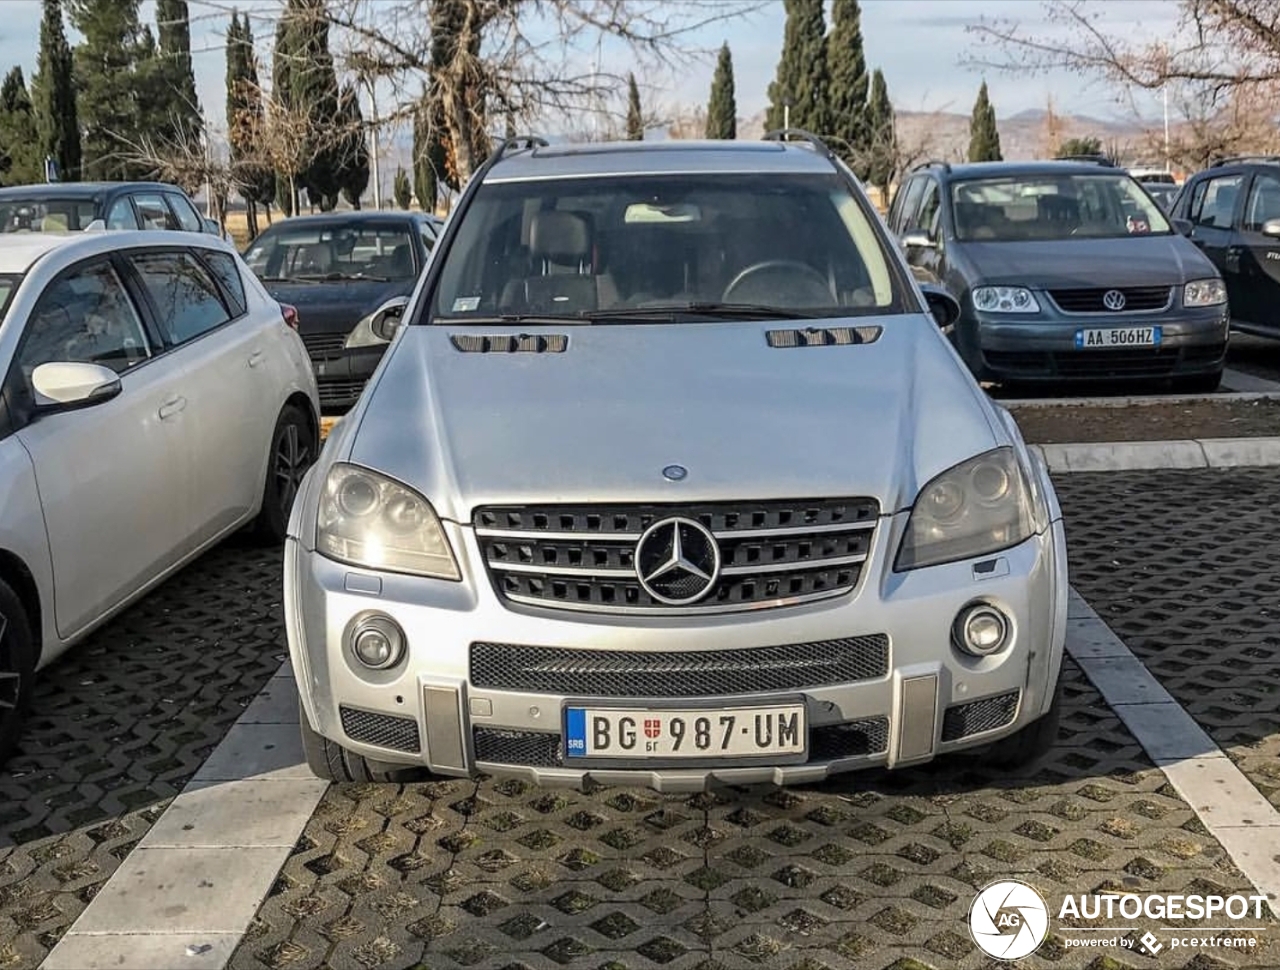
(262, 279, 412, 334)
(956, 235, 1215, 288)
(344, 317, 1006, 522)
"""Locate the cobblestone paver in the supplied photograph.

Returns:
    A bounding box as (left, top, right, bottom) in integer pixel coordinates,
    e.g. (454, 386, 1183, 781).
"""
(230, 657, 1276, 970)
(1057, 469, 1280, 811)
(0, 539, 285, 969)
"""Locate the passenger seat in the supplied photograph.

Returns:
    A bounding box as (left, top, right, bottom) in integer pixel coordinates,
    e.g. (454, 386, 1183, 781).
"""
(501, 211, 618, 313)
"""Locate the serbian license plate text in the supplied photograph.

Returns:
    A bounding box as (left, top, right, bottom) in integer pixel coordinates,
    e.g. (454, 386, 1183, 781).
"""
(1075, 326, 1162, 348)
(565, 704, 806, 760)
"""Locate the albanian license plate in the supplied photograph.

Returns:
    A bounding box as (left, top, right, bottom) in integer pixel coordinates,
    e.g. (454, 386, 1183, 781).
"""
(1074, 325, 1162, 349)
(564, 703, 806, 761)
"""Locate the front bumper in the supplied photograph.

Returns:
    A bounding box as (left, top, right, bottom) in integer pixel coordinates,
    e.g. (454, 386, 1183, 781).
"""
(972, 304, 1229, 381)
(286, 513, 1068, 792)
(308, 346, 385, 411)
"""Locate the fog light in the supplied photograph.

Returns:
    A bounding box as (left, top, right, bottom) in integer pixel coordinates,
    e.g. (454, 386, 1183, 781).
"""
(349, 615, 406, 670)
(953, 603, 1010, 656)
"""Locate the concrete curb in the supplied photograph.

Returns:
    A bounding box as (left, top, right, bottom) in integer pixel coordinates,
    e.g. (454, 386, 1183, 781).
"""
(1032, 436, 1280, 473)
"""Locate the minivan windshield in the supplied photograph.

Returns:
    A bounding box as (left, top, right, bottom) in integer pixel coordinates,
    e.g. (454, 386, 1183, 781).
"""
(431, 173, 903, 322)
(951, 173, 1172, 242)
(243, 223, 419, 282)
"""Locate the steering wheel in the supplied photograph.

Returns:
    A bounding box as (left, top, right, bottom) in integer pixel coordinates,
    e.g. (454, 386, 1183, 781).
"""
(721, 260, 833, 306)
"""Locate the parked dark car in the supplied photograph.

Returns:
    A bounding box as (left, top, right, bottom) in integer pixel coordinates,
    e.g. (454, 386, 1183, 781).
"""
(1168, 156, 1280, 338)
(887, 159, 1229, 390)
(0, 181, 219, 235)
(1143, 182, 1180, 214)
(242, 212, 436, 411)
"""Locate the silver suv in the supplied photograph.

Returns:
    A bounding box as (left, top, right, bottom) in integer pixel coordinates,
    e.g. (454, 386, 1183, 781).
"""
(286, 133, 1069, 791)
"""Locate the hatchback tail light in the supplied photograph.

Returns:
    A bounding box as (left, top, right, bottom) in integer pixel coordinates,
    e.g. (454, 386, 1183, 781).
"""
(281, 303, 300, 330)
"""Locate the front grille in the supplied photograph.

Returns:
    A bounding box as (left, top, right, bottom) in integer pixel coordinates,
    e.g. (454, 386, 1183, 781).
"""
(473, 717, 890, 768)
(470, 636, 890, 697)
(301, 332, 348, 360)
(475, 498, 879, 615)
(941, 690, 1020, 742)
(317, 379, 367, 408)
(985, 347, 1214, 379)
(1048, 286, 1172, 313)
(340, 706, 421, 753)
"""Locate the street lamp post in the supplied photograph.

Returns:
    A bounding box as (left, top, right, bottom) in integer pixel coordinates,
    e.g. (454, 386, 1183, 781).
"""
(783, 95, 795, 130)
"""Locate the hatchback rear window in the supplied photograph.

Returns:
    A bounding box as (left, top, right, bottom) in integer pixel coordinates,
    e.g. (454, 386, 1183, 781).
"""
(0, 199, 98, 232)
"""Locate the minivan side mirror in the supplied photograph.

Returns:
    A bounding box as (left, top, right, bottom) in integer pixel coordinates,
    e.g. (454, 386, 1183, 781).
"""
(1262, 218, 1280, 238)
(902, 228, 937, 250)
(370, 296, 410, 342)
(31, 362, 122, 411)
(1172, 218, 1194, 236)
(919, 284, 961, 330)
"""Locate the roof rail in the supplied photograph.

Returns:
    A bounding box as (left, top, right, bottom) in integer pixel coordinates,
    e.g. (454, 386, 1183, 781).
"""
(910, 159, 952, 174)
(762, 128, 836, 159)
(491, 135, 549, 163)
(1211, 155, 1280, 168)
(1053, 154, 1116, 166)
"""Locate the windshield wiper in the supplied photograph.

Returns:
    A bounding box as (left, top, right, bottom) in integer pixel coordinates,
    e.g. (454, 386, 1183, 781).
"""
(434, 313, 589, 325)
(296, 271, 393, 282)
(584, 302, 816, 321)
(259, 275, 322, 284)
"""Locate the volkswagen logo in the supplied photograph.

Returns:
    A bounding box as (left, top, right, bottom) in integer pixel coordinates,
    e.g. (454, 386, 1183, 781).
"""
(1102, 289, 1127, 311)
(634, 516, 721, 605)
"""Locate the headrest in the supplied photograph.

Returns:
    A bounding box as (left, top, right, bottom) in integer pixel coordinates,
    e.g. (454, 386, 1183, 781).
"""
(529, 211, 590, 261)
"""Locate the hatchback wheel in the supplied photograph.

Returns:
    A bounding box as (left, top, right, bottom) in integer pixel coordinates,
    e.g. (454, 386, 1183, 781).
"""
(0, 579, 36, 767)
(254, 405, 316, 544)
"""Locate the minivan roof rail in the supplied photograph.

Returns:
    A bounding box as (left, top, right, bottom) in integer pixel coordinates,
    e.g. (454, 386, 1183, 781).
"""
(1211, 155, 1280, 168)
(491, 136, 549, 163)
(1053, 154, 1116, 166)
(763, 128, 836, 159)
(910, 159, 952, 173)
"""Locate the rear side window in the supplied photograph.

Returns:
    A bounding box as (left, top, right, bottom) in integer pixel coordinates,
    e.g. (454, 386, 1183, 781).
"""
(130, 251, 231, 344)
(894, 178, 927, 233)
(916, 181, 941, 237)
(133, 193, 179, 231)
(167, 193, 204, 233)
(200, 250, 248, 316)
(106, 197, 139, 230)
(1189, 174, 1242, 228)
(1243, 173, 1280, 232)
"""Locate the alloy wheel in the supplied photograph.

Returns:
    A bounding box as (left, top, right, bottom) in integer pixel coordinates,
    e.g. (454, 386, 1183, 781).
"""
(0, 612, 17, 716)
(274, 423, 312, 520)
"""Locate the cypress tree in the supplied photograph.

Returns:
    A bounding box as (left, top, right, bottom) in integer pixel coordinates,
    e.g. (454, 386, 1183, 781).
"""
(226, 11, 273, 235)
(393, 166, 411, 210)
(337, 83, 369, 209)
(865, 68, 895, 198)
(0, 68, 42, 185)
(827, 0, 869, 175)
(968, 80, 1003, 162)
(273, 0, 343, 210)
(705, 43, 736, 140)
(413, 97, 449, 214)
(765, 0, 829, 134)
(626, 73, 643, 140)
(32, 0, 79, 180)
(69, 0, 152, 180)
(153, 0, 202, 148)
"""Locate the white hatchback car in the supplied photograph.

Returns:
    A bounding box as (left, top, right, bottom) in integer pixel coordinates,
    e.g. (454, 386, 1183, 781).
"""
(0, 231, 319, 762)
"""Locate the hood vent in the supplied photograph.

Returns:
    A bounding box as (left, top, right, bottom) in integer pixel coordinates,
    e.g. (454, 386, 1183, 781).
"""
(451, 333, 568, 354)
(766, 326, 882, 348)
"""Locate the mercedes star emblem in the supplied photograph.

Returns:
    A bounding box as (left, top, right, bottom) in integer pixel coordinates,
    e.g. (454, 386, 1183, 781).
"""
(662, 464, 688, 481)
(1102, 289, 1127, 311)
(634, 516, 721, 605)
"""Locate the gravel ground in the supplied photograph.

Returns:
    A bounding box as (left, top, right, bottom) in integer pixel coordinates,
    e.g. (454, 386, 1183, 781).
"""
(1009, 397, 1280, 443)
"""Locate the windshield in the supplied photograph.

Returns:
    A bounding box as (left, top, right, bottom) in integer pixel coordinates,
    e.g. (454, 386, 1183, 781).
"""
(0, 274, 18, 318)
(0, 199, 98, 233)
(951, 173, 1172, 242)
(243, 223, 418, 281)
(430, 172, 902, 322)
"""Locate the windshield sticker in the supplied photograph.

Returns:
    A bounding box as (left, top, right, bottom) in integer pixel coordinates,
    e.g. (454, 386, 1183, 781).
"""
(1126, 215, 1150, 234)
(452, 296, 481, 312)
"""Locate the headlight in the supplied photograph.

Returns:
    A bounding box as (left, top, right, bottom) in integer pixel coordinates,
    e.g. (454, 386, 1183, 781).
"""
(316, 464, 460, 579)
(1184, 278, 1226, 308)
(344, 311, 389, 349)
(971, 286, 1040, 314)
(896, 448, 1039, 571)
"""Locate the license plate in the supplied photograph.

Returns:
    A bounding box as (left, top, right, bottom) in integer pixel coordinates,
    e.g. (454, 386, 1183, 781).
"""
(1074, 326, 1162, 348)
(564, 703, 806, 761)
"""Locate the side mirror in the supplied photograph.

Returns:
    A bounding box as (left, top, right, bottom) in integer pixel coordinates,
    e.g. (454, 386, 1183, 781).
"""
(1172, 218, 1193, 236)
(370, 296, 410, 342)
(902, 228, 937, 250)
(919, 284, 961, 330)
(31, 362, 122, 410)
(1262, 218, 1280, 238)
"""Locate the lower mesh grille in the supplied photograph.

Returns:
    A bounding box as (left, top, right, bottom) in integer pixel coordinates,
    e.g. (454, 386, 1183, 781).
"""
(472, 717, 890, 769)
(340, 706, 421, 753)
(941, 690, 1020, 741)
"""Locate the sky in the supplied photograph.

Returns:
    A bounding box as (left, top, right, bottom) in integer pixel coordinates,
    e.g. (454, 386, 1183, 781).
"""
(0, 0, 1185, 136)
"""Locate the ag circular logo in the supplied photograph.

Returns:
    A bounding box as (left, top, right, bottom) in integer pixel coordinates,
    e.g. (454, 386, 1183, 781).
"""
(969, 880, 1049, 960)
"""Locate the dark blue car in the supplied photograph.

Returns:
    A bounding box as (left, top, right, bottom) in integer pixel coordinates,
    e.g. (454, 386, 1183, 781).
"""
(243, 212, 436, 411)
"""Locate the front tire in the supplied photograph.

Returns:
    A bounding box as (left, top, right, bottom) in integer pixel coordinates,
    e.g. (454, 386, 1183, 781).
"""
(0, 579, 36, 768)
(253, 405, 316, 544)
(983, 677, 1063, 769)
(299, 698, 425, 783)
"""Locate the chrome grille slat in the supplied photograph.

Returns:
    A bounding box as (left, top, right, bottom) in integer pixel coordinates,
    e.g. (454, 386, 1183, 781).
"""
(475, 498, 879, 614)
(1047, 285, 1173, 314)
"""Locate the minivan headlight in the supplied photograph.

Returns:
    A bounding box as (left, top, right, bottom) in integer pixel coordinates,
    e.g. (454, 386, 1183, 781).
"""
(972, 286, 1040, 314)
(896, 448, 1039, 571)
(344, 310, 389, 349)
(1184, 278, 1226, 307)
(316, 464, 460, 580)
